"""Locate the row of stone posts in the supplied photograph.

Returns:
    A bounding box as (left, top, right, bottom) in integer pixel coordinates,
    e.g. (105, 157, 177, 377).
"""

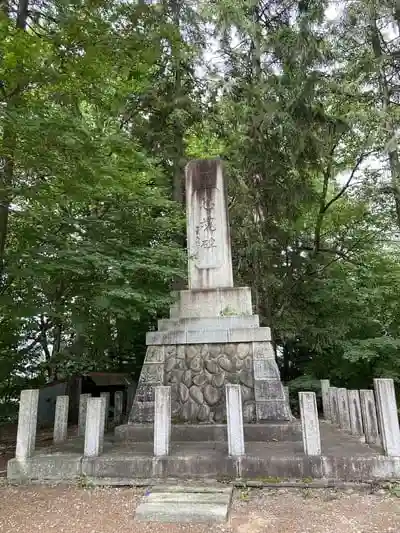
(321, 378, 400, 456)
(15, 389, 125, 461)
(15, 384, 322, 461)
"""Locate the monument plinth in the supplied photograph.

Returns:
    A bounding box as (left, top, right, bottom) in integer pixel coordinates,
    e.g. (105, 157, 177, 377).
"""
(128, 159, 290, 424)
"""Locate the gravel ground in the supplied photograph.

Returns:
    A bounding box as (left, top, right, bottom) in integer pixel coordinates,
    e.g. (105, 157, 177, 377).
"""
(0, 484, 400, 533)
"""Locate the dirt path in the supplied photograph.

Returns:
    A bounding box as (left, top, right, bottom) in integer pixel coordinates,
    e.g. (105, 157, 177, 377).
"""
(0, 485, 399, 533)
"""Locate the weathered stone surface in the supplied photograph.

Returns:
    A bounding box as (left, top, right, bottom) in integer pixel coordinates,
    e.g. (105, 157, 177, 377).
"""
(237, 343, 250, 359)
(205, 360, 220, 374)
(171, 400, 181, 417)
(175, 359, 186, 370)
(212, 372, 225, 388)
(147, 345, 165, 363)
(198, 404, 210, 422)
(135, 384, 154, 402)
(182, 370, 192, 388)
(154, 386, 171, 457)
(360, 389, 380, 445)
(213, 405, 225, 423)
(16, 389, 39, 460)
(186, 345, 198, 362)
(176, 346, 185, 359)
(131, 337, 286, 423)
(239, 369, 253, 388)
(208, 344, 222, 357)
(193, 374, 209, 387)
(170, 370, 184, 384)
(190, 385, 204, 405)
(226, 384, 245, 456)
(299, 392, 321, 456)
(225, 344, 236, 357)
(204, 385, 221, 406)
(241, 385, 253, 402)
(181, 400, 199, 421)
(218, 355, 233, 372)
(135, 485, 233, 523)
(232, 356, 244, 370)
(141, 364, 164, 383)
(189, 355, 202, 372)
(255, 381, 284, 400)
(165, 357, 176, 372)
(374, 378, 400, 456)
(165, 345, 177, 359)
(243, 401, 256, 422)
(244, 356, 252, 371)
(252, 341, 274, 360)
(179, 383, 189, 403)
(253, 359, 279, 380)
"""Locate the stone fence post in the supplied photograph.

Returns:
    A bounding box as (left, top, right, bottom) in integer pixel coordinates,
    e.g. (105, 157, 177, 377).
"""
(374, 379, 400, 456)
(328, 387, 338, 424)
(226, 384, 245, 457)
(299, 392, 321, 456)
(84, 397, 106, 457)
(337, 388, 351, 432)
(360, 389, 380, 446)
(154, 386, 171, 457)
(320, 380, 330, 420)
(16, 389, 39, 461)
(100, 392, 110, 430)
(114, 391, 124, 425)
(53, 395, 69, 444)
(347, 390, 364, 438)
(78, 393, 91, 436)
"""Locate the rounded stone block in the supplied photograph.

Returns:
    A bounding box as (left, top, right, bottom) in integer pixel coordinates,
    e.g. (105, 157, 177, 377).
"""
(190, 385, 204, 405)
(205, 360, 220, 374)
(218, 355, 233, 372)
(179, 383, 189, 403)
(204, 385, 221, 406)
(189, 355, 202, 372)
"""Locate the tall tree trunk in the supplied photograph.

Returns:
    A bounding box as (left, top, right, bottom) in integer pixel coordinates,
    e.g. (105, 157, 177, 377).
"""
(369, 4, 400, 229)
(0, 0, 29, 276)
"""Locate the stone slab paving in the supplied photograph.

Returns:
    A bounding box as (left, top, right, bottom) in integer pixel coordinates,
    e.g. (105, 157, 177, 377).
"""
(135, 485, 233, 523)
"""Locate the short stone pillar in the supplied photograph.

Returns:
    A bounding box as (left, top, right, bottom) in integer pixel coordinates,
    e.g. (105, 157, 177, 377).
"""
(53, 395, 69, 444)
(347, 390, 364, 437)
(15, 389, 39, 460)
(360, 389, 380, 445)
(299, 392, 321, 456)
(114, 391, 124, 425)
(154, 386, 171, 457)
(78, 393, 91, 436)
(328, 387, 338, 424)
(374, 379, 400, 456)
(320, 380, 330, 420)
(226, 384, 245, 457)
(100, 392, 110, 430)
(84, 397, 106, 457)
(337, 388, 351, 431)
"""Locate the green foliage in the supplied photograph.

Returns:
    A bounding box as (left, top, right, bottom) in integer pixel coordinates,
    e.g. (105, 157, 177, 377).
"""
(2, 0, 400, 407)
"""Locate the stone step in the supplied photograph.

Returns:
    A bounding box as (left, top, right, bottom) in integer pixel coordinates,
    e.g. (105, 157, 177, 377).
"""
(135, 485, 232, 523)
(115, 422, 302, 442)
(146, 326, 271, 345)
(158, 315, 260, 332)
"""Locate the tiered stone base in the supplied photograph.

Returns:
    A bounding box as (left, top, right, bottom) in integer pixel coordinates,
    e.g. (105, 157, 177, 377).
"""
(129, 287, 291, 424)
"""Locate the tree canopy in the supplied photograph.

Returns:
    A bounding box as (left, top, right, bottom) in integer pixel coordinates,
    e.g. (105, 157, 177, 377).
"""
(2, 0, 400, 419)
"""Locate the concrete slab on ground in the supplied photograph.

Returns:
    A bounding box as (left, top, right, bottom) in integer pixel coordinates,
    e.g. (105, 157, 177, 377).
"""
(135, 485, 232, 523)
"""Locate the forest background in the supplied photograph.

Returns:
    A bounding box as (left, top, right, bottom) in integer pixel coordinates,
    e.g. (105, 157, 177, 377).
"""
(1, 0, 400, 420)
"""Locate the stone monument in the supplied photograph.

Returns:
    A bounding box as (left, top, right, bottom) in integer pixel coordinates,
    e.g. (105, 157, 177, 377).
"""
(129, 159, 290, 423)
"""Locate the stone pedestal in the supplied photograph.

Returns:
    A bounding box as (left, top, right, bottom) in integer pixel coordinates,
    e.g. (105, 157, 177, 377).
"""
(129, 293, 290, 423)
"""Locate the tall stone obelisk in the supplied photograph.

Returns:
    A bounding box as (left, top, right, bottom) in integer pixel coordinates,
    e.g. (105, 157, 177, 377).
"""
(186, 159, 233, 290)
(127, 158, 291, 425)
